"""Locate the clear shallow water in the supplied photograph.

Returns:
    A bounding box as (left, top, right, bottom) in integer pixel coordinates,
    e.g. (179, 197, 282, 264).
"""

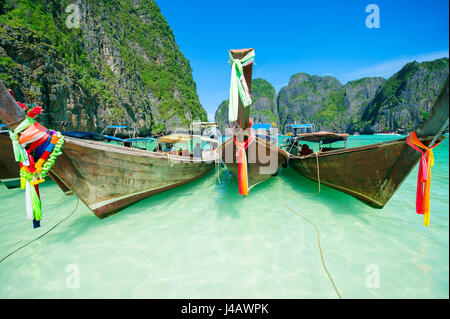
(0, 135, 448, 298)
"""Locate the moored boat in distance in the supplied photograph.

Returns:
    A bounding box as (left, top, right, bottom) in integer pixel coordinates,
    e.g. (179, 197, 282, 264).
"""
(0, 80, 218, 218)
(286, 77, 449, 208)
(374, 132, 402, 136)
(219, 49, 289, 195)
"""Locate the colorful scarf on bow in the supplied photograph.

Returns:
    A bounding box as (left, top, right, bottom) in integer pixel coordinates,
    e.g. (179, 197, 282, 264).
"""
(228, 50, 255, 122)
(406, 131, 443, 226)
(233, 126, 255, 196)
(9, 102, 64, 228)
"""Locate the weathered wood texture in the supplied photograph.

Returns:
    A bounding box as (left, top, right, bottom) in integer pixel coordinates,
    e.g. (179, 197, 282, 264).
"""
(224, 48, 289, 193)
(0, 133, 20, 188)
(0, 80, 216, 218)
(230, 48, 254, 131)
(290, 138, 426, 207)
(289, 77, 449, 208)
(221, 137, 289, 190)
(51, 138, 216, 217)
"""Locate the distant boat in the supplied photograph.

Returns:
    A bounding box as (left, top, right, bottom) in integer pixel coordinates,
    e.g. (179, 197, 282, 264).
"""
(0, 80, 218, 218)
(374, 132, 402, 136)
(354, 132, 360, 136)
(219, 49, 289, 194)
(285, 77, 449, 208)
(252, 123, 278, 144)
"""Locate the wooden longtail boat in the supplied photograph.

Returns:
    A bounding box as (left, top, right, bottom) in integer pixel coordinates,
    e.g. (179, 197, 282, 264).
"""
(220, 49, 289, 193)
(0, 80, 217, 218)
(287, 77, 449, 208)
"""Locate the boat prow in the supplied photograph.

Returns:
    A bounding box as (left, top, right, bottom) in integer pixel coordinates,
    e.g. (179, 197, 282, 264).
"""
(221, 48, 289, 194)
(288, 77, 449, 208)
(0, 80, 218, 218)
(220, 136, 289, 191)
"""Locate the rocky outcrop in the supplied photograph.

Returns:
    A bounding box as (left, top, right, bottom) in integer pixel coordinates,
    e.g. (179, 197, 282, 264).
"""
(214, 78, 279, 131)
(278, 73, 343, 132)
(214, 58, 448, 134)
(250, 78, 279, 127)
(0, 0, 206, 135)
(353, 58, 449, 134)
(277, 74, 385, 132)
(214, 99, 228, 132)
(343, 77, 386, 130)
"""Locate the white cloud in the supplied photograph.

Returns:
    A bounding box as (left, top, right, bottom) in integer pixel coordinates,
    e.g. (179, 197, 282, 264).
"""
(207, 113, 215, 122)
(341, 50, 449, 83)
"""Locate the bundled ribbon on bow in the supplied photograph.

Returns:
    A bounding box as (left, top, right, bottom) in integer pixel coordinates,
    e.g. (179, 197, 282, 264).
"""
(233, 121, 255, 196)
(9, 117, 36, 166)
(8, 100, 64, 228)
(406, 131, 443, 226)
(228, 50, 255, 122)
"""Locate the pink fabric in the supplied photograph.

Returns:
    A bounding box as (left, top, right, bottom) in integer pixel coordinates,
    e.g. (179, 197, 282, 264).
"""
(406, 135, 427, 214)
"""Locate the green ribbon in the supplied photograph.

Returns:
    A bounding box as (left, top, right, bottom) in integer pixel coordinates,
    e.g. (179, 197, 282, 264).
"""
(9, 117, 35, 162)
(41, 133, 64, 177)
(228, 50, 255, 122)
(30, 184, 42, 221)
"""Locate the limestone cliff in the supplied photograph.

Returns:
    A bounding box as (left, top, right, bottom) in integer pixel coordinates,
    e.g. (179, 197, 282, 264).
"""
(0, 0, 206, 135)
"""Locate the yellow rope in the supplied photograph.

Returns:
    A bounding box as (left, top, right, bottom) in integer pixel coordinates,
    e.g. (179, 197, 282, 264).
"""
(315, 151, 321, 193)
(284, 152, 343, 298)
(215, 154, 221, 184)
(284, 197, 343, 299)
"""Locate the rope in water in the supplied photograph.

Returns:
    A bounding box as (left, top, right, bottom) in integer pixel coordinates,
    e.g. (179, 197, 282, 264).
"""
(283, 153, 342, 299)
(284, 198, 342, 299)
(0, 198, 79, 264)
(315, 151, 321, 193)
(0, 191, 71, 255)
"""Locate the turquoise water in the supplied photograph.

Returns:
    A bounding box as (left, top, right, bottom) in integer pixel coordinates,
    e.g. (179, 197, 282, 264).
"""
(0, 135, 448, 298)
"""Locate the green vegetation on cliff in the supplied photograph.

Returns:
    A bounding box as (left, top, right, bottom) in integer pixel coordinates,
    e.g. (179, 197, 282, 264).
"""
(214, 58, 448, 134)
(214, 78, 279, 131)
(0, 0, 206, 134)
(356, 57, 449, 133)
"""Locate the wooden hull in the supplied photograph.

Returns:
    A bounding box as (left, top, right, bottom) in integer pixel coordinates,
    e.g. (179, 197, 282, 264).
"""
(289, 77, 449, 208)
(0, 80, 217, 218)
(289, 137, 432, 208)
(222, 49, 289, 193)
(50, 138, 216, 218)
(0, 133, 20, 188)
(220, 137, 289, 192)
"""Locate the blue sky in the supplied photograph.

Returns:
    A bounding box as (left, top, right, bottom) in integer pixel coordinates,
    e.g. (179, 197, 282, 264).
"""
(156, 0, 449, 120)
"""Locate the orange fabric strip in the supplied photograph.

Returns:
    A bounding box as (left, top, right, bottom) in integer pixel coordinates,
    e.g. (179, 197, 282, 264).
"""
(406, 131, 443, 226)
